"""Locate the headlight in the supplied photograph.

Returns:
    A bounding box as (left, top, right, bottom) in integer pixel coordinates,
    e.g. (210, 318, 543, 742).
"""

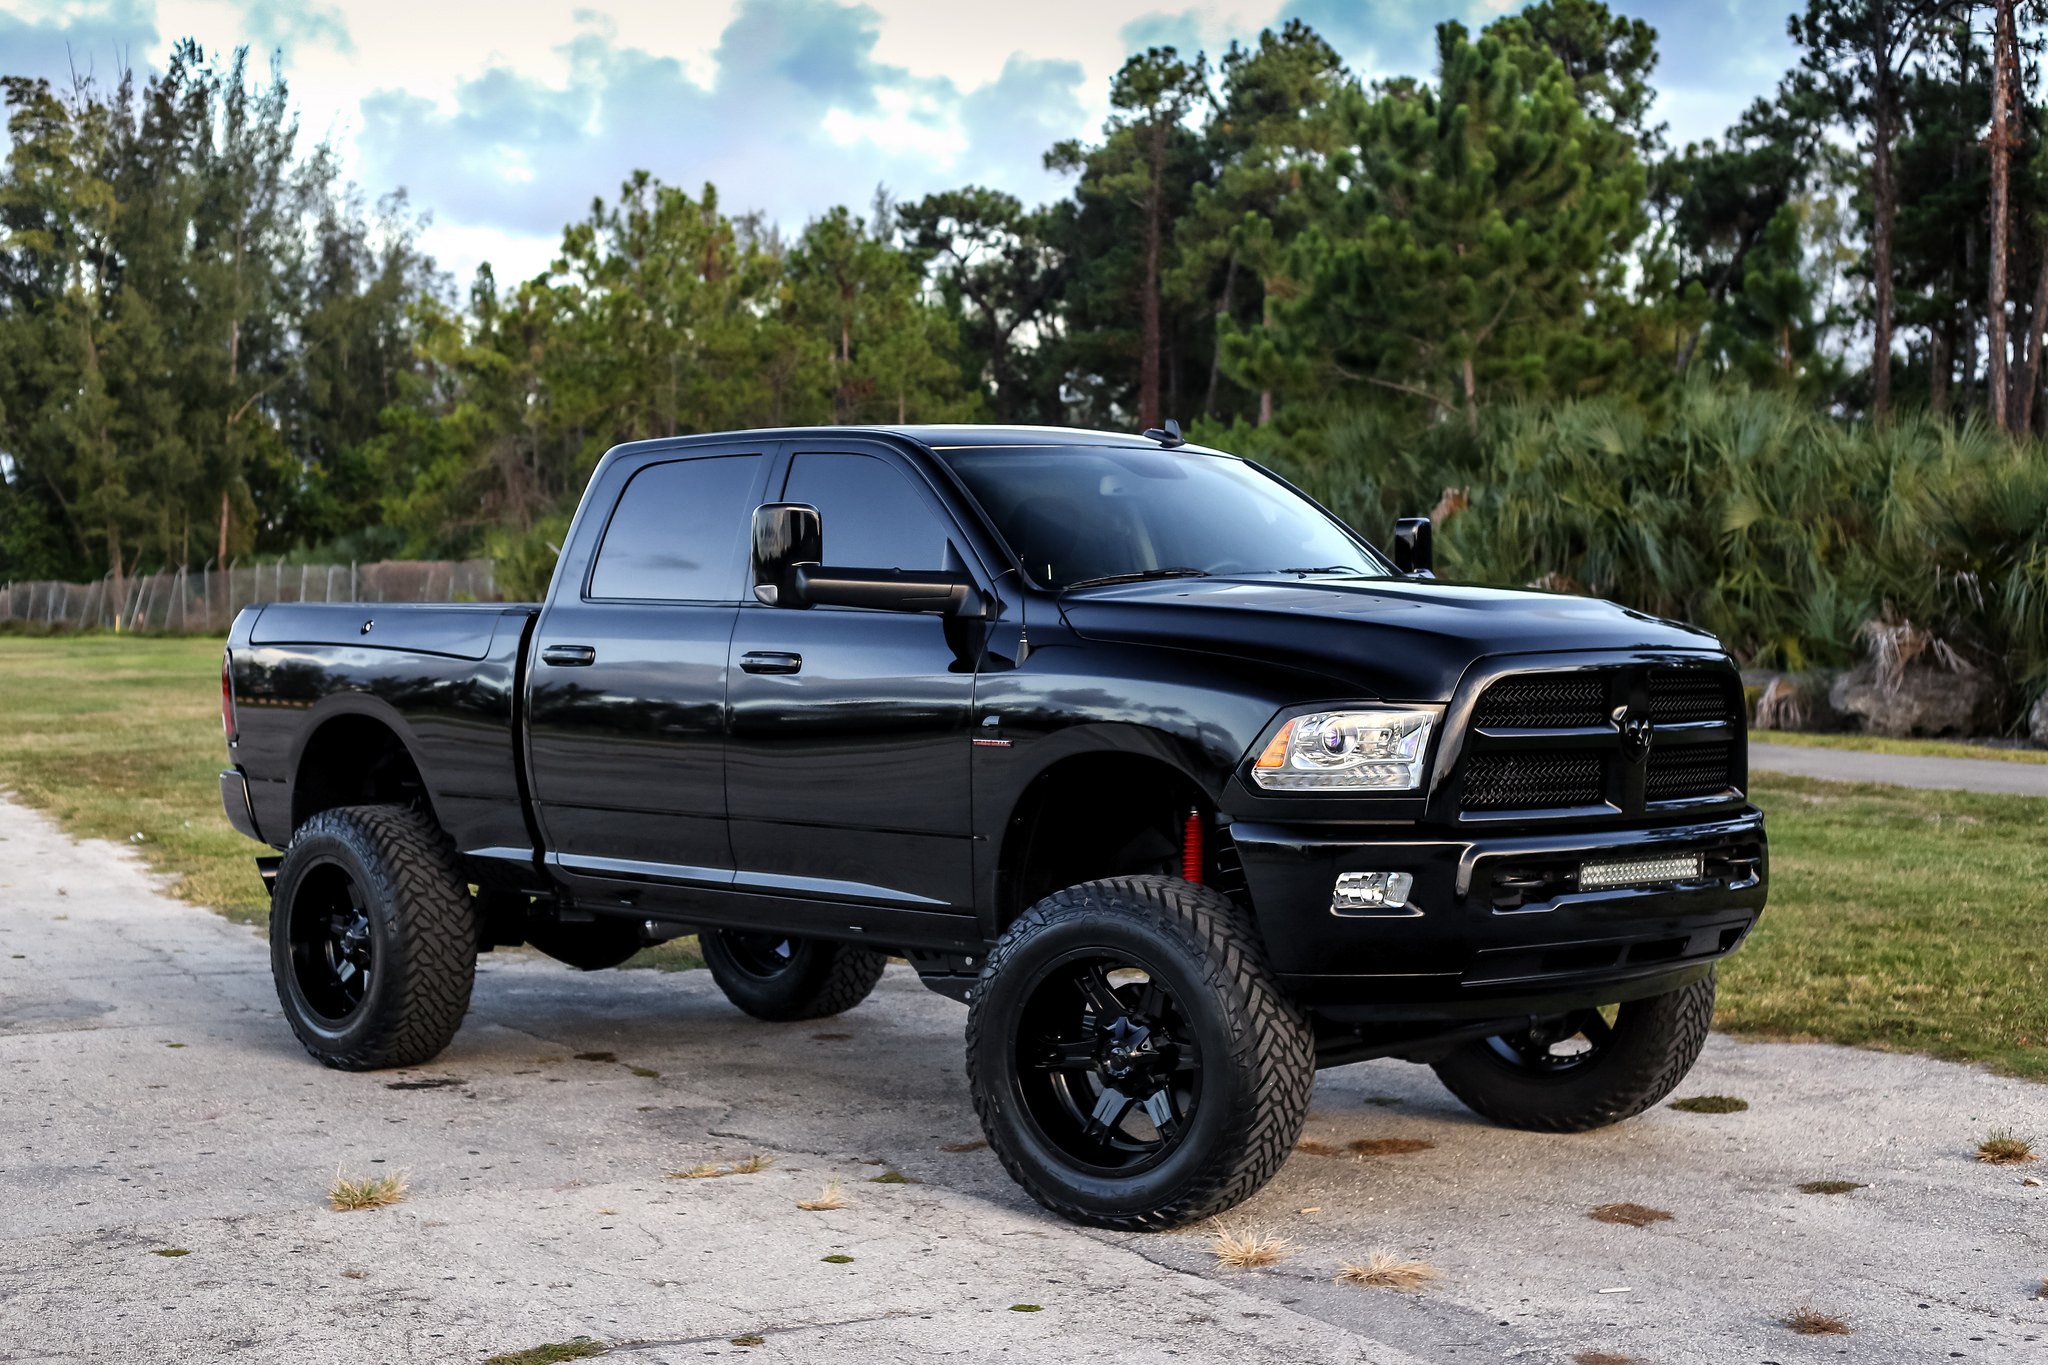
(1250, 709, 1436, 792)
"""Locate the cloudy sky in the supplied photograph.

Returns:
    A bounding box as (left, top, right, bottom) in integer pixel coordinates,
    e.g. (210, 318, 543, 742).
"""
(0, 0, 1800, 285)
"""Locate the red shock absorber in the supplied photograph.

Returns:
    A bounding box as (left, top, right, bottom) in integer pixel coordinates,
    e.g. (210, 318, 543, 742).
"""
(1180, 808, 1205, 884)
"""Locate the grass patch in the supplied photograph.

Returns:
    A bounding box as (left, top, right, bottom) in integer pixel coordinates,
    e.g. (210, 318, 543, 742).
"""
(483, 1340, 606, 1365)
(867, 1170, 915, 1184)
(1977, 1130, 2036, 1164)
(729, 1335, 766, 1347)
(622, 936, 704, 971)
(796, 1180, 846, 1211)
(1008, 1304, 1043, 1313)
(151, 1247, 190, 1257)
(0, 635, 268, 922)
(1669, 1095, 1749, 1114)
(1797, 1179, 1866, 1195)
(328, 1169, 407, 1212)
(820, 1254, 854, 1264)
(1781, 1305, 1852, 1336)
(1717, 774, 2048, 1082)
(1335, 1250, 1440, 1291)
(1752, 731, 2048, 764)
(1209, 1226, 1291, 1268)
(1588, 1203, 1673, 1228)
(1572, 1354, 1641, 1365)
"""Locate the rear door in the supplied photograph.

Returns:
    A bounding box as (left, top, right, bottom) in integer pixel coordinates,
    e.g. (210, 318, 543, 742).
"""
(724, 442, 982, 913)
(525, 446, 773, 904)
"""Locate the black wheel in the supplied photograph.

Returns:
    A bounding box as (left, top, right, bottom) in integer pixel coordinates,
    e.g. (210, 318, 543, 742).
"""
(966, 876, 1314, 1230)
(699, 929, 887, 1021)
(270, 804, 479, 1070)
(1431, 970, 1717, 1132)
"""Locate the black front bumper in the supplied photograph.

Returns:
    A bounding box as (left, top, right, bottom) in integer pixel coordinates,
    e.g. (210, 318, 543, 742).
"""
(1233, 808, 1766, 1022)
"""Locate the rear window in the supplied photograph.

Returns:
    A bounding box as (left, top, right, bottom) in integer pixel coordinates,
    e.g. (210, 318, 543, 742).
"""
(588, 454, 763, 601)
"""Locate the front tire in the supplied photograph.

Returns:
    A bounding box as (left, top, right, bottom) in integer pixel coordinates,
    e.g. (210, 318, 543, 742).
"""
(699, 930, 888, 1021)
(966, 876, 1314, 1231)
(270, 804, 479, 1070)
(1431, 970, 1716, 1132)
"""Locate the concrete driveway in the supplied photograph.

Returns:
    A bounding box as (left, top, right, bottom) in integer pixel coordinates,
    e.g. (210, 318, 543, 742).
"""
(2, 795, 2045, 1365)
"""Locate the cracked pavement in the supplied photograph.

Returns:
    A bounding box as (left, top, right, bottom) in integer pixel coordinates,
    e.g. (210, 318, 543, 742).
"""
(1, 794, 2045, 1364)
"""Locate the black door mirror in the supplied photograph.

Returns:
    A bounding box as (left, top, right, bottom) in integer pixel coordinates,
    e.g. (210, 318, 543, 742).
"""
(1391, 516, 1434, 577)
(752, 503, 822, 607)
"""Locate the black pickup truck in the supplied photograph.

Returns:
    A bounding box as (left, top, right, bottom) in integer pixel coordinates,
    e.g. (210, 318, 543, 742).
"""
(220, 423, 1766, 1229)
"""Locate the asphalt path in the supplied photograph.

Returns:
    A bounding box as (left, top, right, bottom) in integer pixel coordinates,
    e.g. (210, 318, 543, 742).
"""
(2, 795, 2045, 1364)
(1749, 741, 2048, 796)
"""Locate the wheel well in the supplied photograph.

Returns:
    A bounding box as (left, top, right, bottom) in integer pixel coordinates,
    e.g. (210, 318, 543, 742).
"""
(292, 714, 433, 832)
(996, 753, 1239, 927)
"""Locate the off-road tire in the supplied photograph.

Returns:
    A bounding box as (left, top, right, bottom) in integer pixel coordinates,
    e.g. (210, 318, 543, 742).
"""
(965, 875, 1315, 1231)
(700, 930, 888, 1021)
(1431, 970, 1717, 1132)
(270, 804, 478, 1070)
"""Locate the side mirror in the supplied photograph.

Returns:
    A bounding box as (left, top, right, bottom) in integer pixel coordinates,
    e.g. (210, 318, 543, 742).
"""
(1391, 517, 1434, 577)
(752, 503, 822, 607)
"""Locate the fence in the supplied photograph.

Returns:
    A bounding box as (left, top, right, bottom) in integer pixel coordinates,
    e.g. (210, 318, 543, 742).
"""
(0, 559, 500, 635)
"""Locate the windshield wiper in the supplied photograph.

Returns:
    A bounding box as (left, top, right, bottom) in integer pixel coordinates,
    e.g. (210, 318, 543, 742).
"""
(1063, 567, 1211, 590)
(1268, 565, 1365, 577)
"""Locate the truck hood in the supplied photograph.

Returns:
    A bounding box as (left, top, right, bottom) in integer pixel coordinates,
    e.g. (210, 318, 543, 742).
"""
(1056, 576, 1721, 702)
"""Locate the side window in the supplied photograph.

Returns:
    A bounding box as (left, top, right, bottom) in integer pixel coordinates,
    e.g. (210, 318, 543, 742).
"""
(784, 452, 951, 571)
(589, 454, 763, 601)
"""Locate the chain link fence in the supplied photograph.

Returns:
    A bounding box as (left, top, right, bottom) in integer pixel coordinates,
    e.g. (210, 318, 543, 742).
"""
(0, 559, 500, 635)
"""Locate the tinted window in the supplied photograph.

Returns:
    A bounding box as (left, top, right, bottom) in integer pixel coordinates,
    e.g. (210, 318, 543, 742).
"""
(589, 454, 762, 601)
(784, 452, 952, 571)
(936, 446, 1384, 589)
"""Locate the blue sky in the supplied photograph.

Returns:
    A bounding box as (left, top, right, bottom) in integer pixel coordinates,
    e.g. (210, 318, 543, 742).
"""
(0, 1, 1801, 285)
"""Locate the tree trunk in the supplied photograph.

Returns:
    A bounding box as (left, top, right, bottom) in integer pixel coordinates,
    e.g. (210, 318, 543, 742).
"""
(1989, 0, 2017, 429)
(1139, 118, 1166, 429)
(1461, 355, 1478, 432)
(1871, 87, 1899, 419)
(1202, 253, 1237, 417)
(2013, 249, 2048, 430)
(217, 488, 231, 567)
(1930, 316, 1951, 414)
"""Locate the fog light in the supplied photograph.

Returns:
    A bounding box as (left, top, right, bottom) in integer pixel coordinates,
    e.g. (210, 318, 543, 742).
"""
(1332, 870, 1415, 915)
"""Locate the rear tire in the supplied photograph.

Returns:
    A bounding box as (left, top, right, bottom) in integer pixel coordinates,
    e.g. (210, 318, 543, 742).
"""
(270, 804, 478, 1070)
(965, 876, 1314, 1230)
(1431, 970, 1716, 1132)
(700, 930, 888, 1021)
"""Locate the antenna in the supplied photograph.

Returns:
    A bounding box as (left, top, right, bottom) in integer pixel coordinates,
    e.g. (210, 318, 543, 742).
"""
(1142, 418, 1185, 448)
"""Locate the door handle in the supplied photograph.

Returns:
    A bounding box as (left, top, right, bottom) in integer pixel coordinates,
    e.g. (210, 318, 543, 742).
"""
(541, 644, 596, 667)
(739, 650, 803, 675)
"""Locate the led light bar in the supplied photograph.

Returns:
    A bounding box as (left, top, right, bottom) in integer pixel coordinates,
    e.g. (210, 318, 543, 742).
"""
(1578, 852, 1704, 892)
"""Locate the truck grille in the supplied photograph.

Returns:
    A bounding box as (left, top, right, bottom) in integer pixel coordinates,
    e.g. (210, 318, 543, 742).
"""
(1462, 754, 1604, 811)
(1646, 741, 1735, 801)
(1456, 665, 1742, 817)
(1472, 676, 1607, 729)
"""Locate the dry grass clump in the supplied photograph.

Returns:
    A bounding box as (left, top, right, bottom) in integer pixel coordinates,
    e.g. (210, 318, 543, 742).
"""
(1782, 1305, 1852, 1335)
(1668, 1095, 1749, 1114)
(1335, 1249, 1440, 1291)
(1572, 1352, 1642, 1365)
(1349, 1137, 1434, 1156)
(668, 1154, 774, 1180)
(1209, 1226, 1291, 1268)
(328, 1169, 407, 1212)
(1797, 1179, 1865, 1195)
(796, 1180, 847, 1211)
(1976, 1130, 2036, 1165)
(483, 1340, 606, 1365)
(1588, 1202, 1673, 1228)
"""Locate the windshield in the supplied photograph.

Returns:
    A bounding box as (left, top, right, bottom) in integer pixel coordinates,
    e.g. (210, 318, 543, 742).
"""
(935, 445, 1388, 589)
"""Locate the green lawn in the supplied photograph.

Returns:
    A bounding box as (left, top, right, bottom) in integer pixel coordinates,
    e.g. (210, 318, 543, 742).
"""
(0, 636, 2042, 1077)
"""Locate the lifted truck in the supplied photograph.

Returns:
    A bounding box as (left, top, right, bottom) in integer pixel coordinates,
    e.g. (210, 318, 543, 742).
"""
(219, 423, 1767, 1229)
